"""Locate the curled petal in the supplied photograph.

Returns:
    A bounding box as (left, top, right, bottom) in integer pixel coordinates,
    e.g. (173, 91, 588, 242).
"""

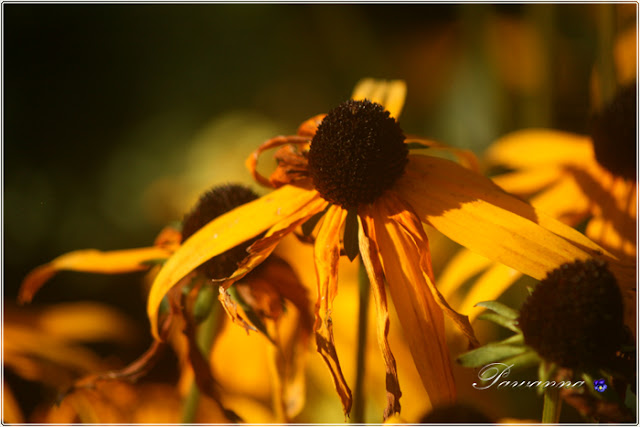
(358, 212, 401, 420)
(19, 246, 173, 304)
(313, 205, 352, 416)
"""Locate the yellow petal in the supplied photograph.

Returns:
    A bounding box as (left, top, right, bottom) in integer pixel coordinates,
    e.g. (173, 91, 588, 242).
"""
(491, 167, 565, 196)
(370, 198, 456, 407)
(313, 204, 352, 416)
(7, 302, 137, 345)
(147, 185, 320, 340)
(358, 211, 401, 420)
(528, 177, 591, 226)
(398, 155, 597, 281)
(19, 246, 173, 304)
(437, 249, 493, 298)
(486, 129, 594, 168)
(351, 78, 407, 119)
(381, 193, 478, 347)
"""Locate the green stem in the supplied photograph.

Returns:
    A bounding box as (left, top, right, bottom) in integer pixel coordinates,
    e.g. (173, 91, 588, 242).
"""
(541, 387, 562, 423)
(181, 290, 221, 424)
(351, 261, 370, 423)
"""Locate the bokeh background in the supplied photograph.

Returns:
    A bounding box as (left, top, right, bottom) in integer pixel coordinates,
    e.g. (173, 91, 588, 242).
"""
(4, 3, 636, 422)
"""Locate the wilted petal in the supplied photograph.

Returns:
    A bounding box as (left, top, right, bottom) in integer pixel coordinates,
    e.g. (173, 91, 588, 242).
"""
(358, 211, 401, 420)
(313, 204, 352, 416)
(370, 200, 456, 408)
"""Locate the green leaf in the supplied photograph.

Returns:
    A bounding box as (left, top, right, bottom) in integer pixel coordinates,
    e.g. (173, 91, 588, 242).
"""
(500, 350, 541, 371)
(475, 300, 519, 319)
(498, 333, 525, 345)
(457, 344, 527, 367)
(477, 312, 521, 332)
(343, 209, 360, 262)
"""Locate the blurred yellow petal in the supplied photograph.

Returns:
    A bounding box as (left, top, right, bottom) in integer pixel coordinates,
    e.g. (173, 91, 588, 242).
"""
(371, 200, 455, 408)
(491, 167, 564, 196)
(19, 246, 173, 304)
(358, 212, 401, 420)
(351, 78, 407, 119)
(398, 155, 594, 281)
(3, 383, 24, 424)
(313, 204, 352, 416)
(459, 262, 520, 322)
(486, 130, 593, 168)
(615, 26, 637, 85)
(147, 185, 320, 340)
(438, 249, 493, 297)
(528, 177, 591, 226)
(33, 302, 137, 345)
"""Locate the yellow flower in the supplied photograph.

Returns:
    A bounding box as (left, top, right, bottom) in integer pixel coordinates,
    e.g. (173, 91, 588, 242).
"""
(18, 184, 313, 423)
(439, 84, 636, 331)
(146, 78, 608, 419)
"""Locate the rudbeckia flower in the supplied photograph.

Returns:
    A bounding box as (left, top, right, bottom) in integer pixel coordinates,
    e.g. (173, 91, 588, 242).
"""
(457, 259, 634, 423)
(439, 83, 637, 330)
(145, 78, 610, 419)
(19, 184, 312, 423)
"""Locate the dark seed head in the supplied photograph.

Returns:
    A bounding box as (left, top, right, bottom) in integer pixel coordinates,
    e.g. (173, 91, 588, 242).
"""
(518, 259, 625, 371)
(307, 99, 408, 208)
(590, 83, 637, 181)
(182, 184, 259, 280)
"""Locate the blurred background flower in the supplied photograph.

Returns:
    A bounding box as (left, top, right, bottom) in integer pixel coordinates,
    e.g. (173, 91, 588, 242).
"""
(4, 3, 636, 423)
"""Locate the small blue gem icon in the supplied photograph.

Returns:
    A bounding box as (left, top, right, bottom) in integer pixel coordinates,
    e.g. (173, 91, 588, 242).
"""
(593, 378, 607, 393)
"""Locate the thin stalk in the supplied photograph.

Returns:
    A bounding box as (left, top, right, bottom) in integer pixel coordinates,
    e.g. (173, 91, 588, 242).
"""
(351, 262, 370, 423)
(541, 387, 562, 423)
(181, 295, 221, 424)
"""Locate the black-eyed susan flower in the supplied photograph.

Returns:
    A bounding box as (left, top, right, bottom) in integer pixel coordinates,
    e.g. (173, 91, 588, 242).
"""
(19, 183, 312, 423)
(439, 83, 637, 332)
(457, 259, 634, 423)
(145, 78, 612, 420)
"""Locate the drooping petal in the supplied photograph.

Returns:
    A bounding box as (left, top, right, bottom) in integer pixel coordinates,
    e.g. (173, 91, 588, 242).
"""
(312, 204, 352, 416)
(381, 192, 478, 347)
(369, 198, 456, 408)
(245, 135, 311, 188)
(358, 211, 401, 420)
(404, 137, 480, 172)
(351, 78, 407, 119)
(19, 246, 174, 304)
(398, 155, 599, 281)
(147, 185, 320, 340)
(485, 129, 594, 168)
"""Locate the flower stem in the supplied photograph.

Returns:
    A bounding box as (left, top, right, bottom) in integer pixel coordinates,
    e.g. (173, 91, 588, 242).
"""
(181, 292, 221, 423)
(596, 3, 616, 109)
(351, 261, 370, 423)
(541, 387, 562, 423)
